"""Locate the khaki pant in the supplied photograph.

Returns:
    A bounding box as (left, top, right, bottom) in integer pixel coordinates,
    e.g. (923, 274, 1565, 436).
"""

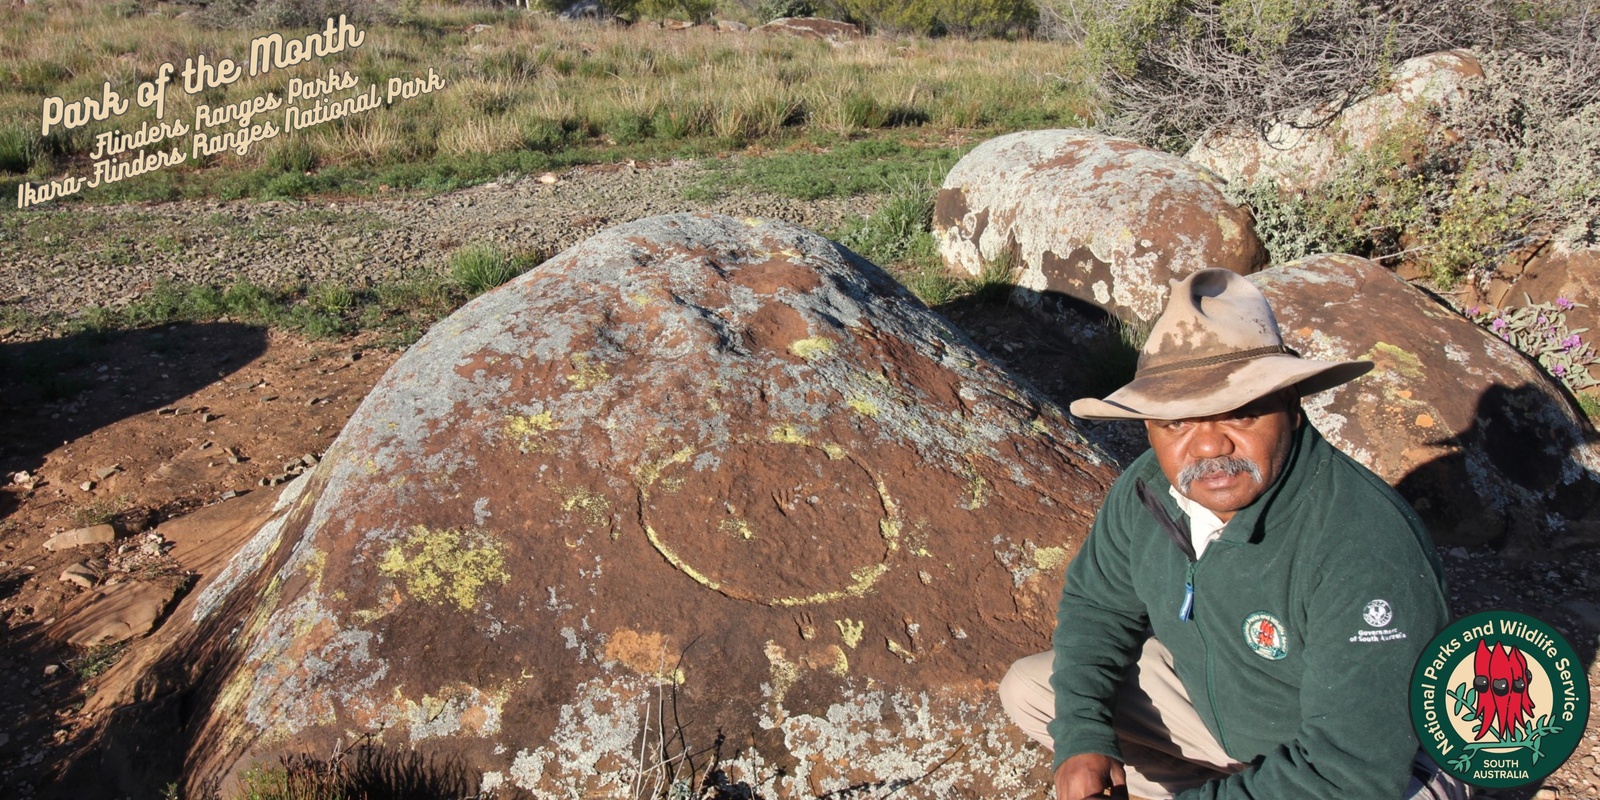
(998, 638, 1470, 799)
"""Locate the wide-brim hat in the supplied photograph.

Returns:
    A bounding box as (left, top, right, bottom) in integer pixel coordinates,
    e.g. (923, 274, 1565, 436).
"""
(1069, 269, 1372, 421)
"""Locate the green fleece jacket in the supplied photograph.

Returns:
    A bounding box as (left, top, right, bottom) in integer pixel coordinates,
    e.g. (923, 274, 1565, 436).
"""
(1049, 421, 1449, 799)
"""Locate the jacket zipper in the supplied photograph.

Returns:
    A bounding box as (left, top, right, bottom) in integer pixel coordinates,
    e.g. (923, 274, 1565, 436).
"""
(1135, 480, 1196, 622)
(1135, 480, 1233, 754)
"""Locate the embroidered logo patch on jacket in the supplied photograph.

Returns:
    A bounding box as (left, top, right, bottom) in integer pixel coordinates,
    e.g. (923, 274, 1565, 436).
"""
(1243, 611, 1288, 660)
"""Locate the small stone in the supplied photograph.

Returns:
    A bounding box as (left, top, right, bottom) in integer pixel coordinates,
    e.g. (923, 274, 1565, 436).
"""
(59, 562, 99, 588)
(1448, 547, 1469, 559)
(258, 477, 272, 487)
(538, 173, 558, 185)
(43, 525, 116, 552)
(156, 406, 177, 416)
(220, 490, 242, 500)
(302, 453, 319, 466)
(201, 412, 218, 423)
(94, 465, 121, 481)
(79, 481, 94, 492)
(198, 441, 213, 451)
(42, 665, 59, 677)
(260, 395, 278, 403)
(226, 447, 244, 464)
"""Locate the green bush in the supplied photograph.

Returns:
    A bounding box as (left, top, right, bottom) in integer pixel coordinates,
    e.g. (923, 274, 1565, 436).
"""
(757, 0, 816, 21)
(825, 0, 1037, 37)
(0, 126, 40, 174)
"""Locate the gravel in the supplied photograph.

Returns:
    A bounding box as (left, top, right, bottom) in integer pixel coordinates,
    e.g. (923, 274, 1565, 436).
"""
(0, 158, 878, 317)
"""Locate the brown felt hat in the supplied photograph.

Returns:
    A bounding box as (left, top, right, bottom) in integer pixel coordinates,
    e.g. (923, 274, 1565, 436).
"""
(1069, 269, 1373, 421)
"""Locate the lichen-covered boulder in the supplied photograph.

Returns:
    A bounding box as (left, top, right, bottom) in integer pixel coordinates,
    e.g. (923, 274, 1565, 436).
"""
(1187, 51, 1483, 192)
(935, 129, 1267, 322)
(182, 214, 1117, 798)
(1252, 254, 1600, 553)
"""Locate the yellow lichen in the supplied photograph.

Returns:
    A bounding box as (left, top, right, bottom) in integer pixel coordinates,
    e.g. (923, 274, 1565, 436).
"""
(718, 517, 755, 540)
(566, 353, 610, 390)
(820, 443, 846, 460)
(826, 645, 850, 676)
(770, 425, 810, 446)
(637, 447, 694, 487)
(1365, 342, 1425, 380)
(559, 485, 611, 526)
(1033, 546, 1070, 572)
(505, 411, 556, 453)
(836, 618, 865, 649)
(847, 395, 881, 417)
(886, 638, 916, 663)
(627, 292, 656, 308)
(377, 526, 510, 611)
(789, 337, 834, 360)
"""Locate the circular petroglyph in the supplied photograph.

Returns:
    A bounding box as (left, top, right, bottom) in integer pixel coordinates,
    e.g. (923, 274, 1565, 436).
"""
(641, 439, 900, 607)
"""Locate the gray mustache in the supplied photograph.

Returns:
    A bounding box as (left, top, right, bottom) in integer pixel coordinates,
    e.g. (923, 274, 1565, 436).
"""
(1178, 456, 1262, 493)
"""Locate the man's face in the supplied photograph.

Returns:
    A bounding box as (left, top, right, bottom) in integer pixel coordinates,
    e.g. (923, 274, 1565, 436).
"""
(1144, 392, 1300, 522)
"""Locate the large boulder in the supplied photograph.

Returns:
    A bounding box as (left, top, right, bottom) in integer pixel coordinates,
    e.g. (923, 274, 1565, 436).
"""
(1187, 51, 1483, 192)
(180, 214, 1117, 797)
(935, 129, 1267, 322)
(1252, 254, 1600, 553)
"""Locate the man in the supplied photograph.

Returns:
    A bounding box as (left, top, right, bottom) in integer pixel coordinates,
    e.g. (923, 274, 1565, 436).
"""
(999, 269, 1467, 799)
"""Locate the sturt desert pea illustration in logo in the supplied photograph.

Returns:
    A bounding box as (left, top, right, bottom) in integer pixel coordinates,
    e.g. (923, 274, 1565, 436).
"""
(1243, 611, 1288, 660)
(1411, 611, 1590, 788)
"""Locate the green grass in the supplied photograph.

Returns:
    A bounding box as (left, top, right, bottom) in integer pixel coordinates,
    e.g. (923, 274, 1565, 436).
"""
(448, 244, 542, 297)
(70, 642, 128, 681)
(687, 138, 966, 201)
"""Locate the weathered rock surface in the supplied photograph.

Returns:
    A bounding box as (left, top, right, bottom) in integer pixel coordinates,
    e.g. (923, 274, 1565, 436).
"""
(935, 129, 1267, 322)
(45, 580, 181, 648)
(1187, 51, 1483, 192)
(181, 214, 1117, 797)
(43, 524, 116, 552)
(756, 17, 863, 40)
(1252, 254, 1600, 552)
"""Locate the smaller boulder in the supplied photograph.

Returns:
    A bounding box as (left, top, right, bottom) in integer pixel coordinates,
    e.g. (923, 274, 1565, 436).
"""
(46, 580, 181, 648)
(1187, 51, 1483, 192)
(717, 19, 750, 32)
(44, 524, 116, 552)
(756, 17, 862, 41)
(936, 129, 1266, 322)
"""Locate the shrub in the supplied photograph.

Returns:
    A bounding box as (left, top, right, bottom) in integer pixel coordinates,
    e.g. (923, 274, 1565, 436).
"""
(1468, 296, 1599, 393)
(1058, 0, 1548, 149)
(757, 0, 816, 22)
(824, 0, 1038, 37)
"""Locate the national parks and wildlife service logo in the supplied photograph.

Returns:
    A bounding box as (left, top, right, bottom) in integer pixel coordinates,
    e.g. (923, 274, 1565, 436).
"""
(1243, 611, 1287, 660)
(1411, 611, 1589, 788)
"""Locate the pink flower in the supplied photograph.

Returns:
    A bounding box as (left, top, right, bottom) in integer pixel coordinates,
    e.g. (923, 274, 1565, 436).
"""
(1553, 364, 1567, 376)
(1563, 334, 1582, 351)
(1556, 297, 1574, 310)
(1492, 317, 1508, 331)
(1466, 306, 1480, 316)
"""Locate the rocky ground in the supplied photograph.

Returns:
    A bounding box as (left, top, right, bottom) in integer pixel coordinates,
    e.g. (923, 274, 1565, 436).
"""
(0, 159, 1597, 798)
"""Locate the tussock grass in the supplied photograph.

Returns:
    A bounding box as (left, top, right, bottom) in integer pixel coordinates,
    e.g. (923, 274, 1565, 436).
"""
(1, 0, 1089, 203)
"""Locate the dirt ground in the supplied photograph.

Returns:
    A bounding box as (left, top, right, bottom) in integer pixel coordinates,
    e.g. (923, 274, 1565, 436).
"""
(1, 292, 1597, 798)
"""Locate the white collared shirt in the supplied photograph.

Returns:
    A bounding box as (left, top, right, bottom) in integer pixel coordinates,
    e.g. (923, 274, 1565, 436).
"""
(1169, 485, 1228, 558)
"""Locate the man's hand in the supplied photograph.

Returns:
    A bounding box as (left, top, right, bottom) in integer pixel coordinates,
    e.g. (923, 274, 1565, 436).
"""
(1055, 753, 1128, 799)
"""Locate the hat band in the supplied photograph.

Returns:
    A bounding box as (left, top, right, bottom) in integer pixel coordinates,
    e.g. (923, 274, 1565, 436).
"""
(1137, 344, 1291, 378)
